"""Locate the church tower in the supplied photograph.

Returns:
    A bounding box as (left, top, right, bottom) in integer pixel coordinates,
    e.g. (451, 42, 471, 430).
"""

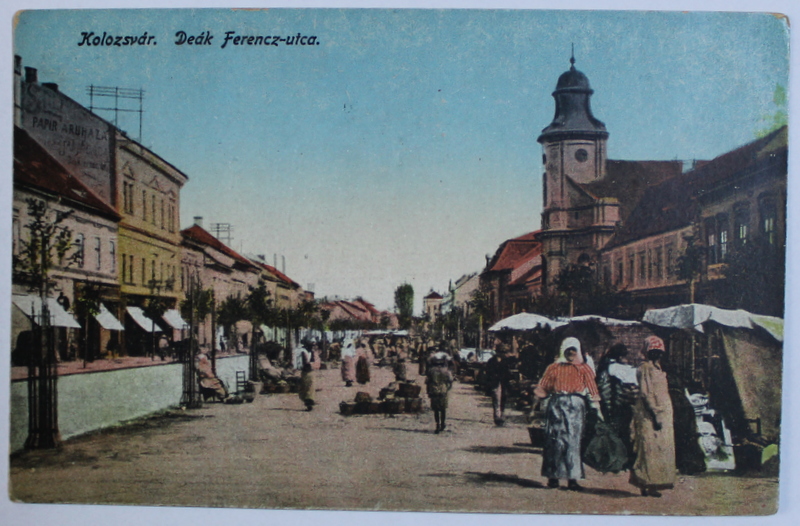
(538, 54, 615, 288)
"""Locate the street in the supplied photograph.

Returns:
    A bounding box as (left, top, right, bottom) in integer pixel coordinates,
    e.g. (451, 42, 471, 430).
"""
(8, 364, 778, 516)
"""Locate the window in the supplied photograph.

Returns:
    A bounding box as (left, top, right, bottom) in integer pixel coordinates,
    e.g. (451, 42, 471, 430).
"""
(628, 254, 635, 285)
(161, 200, 165, 229)
(152, 195, 157, 225)
(109, 240, 116, 272)
(75, 234, 85, 268)
(638, 252, 647, 282)
(129, 255, 135, 283)
(717, 215, 729, 261)
(141, 257, 146, 285)
(616, 261, 623, 286)
(654, 247, 663, 279)
(734, 204, 750, 247)
(94, 237, 102, 270)
(575, 148, 588, 162)
(760, 199, 777, 246)
(122, 253, 126, 282)
(142, 190, 147, 221)
(666, 246, 674, 277)
(705, 218, 718, 265)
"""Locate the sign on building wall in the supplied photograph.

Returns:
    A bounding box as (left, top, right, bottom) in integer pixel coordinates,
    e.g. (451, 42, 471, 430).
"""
(21, 82, 114, 204)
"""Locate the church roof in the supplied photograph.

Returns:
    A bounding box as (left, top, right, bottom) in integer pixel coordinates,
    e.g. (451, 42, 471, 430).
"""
(578, 160, 684, 222)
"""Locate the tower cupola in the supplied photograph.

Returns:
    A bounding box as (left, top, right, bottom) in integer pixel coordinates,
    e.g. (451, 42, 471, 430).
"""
(538, 54, 608, 144)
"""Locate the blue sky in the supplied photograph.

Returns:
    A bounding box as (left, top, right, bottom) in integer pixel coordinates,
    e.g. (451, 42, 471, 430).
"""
(10, 7, 790, 311)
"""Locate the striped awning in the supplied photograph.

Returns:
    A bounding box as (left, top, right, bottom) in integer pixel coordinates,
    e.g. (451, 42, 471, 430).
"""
(95, 303, 124, 331)
(12, 294, 82, 329)
(126, 306, 159, 333)
(162, 309, 189, 330)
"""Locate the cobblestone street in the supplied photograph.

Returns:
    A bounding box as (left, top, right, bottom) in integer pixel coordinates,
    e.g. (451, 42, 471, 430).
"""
(7, 365, 778, 519)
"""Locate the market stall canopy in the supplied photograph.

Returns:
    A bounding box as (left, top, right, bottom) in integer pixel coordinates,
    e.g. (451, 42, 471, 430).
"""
(12, 294, 81, 329)
(643, 304, 783, 342)
(488, 312, 566, 332)
(126, 306, 159, 333)
(564, 315, 641, 327)
(95, 303, 124, 331)
(162, 309, 189, 330)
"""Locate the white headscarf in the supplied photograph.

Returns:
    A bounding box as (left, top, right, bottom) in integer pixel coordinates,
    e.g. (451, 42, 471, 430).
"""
(341, 339, 356, 358)
(556, 337, 584, 364)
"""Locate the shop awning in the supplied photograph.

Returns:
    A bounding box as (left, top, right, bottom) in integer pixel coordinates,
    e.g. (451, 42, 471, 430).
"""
(126, 306, 159, 333)
(162, 309, 189, 330)
(12, 294, 82, 329)
(95, 303, 124, 331)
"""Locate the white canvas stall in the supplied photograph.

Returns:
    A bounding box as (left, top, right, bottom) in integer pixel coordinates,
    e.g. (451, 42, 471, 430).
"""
(488, 312, 566, 332)
(126, 306, 159, 333)
(12, 294, 81, 329)
(94, 303, 124, 331)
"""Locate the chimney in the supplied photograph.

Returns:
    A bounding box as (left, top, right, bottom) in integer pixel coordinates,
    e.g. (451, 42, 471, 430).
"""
(281, 255, 286, 274)
(274, 254, 277, 267)
(42, 82, 58, 92)
(193, 216, 203, 228)
(24, 66, 37, 83)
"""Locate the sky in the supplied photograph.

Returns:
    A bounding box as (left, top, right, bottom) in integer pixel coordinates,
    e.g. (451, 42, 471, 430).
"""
(9, 5, 790, 313)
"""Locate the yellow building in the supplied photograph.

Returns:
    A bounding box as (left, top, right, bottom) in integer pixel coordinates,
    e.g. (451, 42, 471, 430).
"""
(115, 131, 188, 354)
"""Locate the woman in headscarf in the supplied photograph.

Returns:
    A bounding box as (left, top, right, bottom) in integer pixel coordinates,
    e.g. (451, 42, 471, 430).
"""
(630, 336, 676, 497)
(596, 343, 639, 467)
(298, 343, 315, 411)
(534, 337, 600, 491)
(340, 340, 356, 387)
(356, 341, 371, 385)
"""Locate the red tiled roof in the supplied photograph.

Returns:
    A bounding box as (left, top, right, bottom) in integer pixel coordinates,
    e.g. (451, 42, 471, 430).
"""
(487, 230, 542, 273)
(14, 127, 120, 220)
(181, 224, 257, 270)
(255, 262, 300, 288)
(353, 298, 379, 315)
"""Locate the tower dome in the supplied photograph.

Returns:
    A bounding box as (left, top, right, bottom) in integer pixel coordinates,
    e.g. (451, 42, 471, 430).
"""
(538, 55, 608, 143)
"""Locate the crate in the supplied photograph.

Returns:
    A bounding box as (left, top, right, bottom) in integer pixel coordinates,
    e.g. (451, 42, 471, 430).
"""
(398, 382, 421, 398)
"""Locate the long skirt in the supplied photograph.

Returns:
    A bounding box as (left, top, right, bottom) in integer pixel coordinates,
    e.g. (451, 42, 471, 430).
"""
(299, 371, 314, 402)
(630, 400, 676, 489)
(341, 356, 356, 383)
(356, 356, 370, 384)
(542, 394, 587, 480)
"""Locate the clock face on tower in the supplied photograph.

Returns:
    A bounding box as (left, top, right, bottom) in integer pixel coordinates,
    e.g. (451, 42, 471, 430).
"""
(575, 148, 588, 162)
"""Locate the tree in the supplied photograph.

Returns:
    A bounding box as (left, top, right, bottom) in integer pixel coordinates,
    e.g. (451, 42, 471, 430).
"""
(394, 283, 414, 329)
(756, 84, 788, 138)
(12, 198, 79, 449)
(555, 263, 595, 317)
(720, 237, 785, 316)
(677, 232, 705, 304)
